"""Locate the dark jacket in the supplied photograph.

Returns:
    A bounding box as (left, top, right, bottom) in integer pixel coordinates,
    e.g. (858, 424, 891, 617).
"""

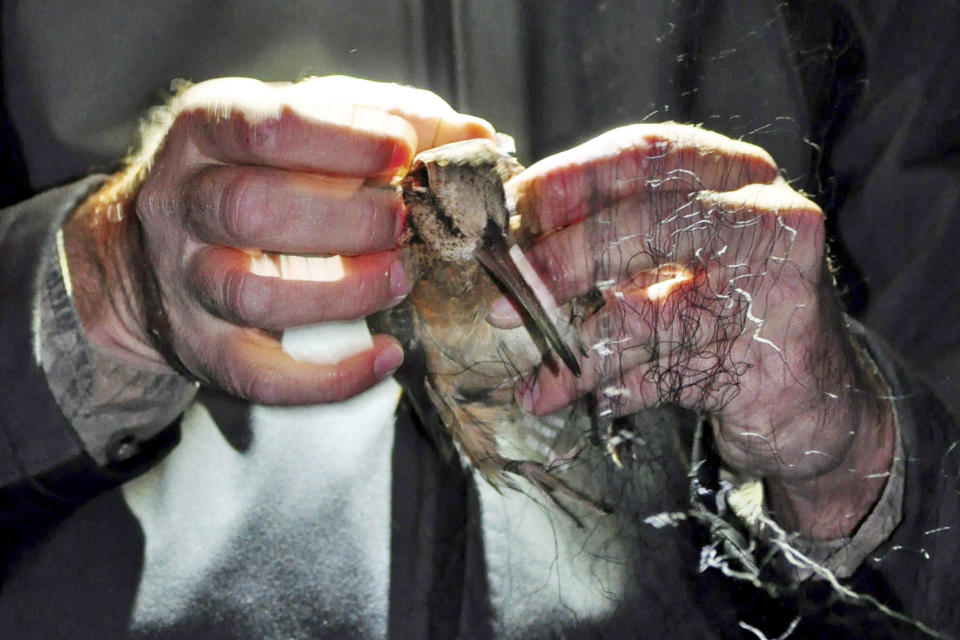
(2, 1, 958, 637)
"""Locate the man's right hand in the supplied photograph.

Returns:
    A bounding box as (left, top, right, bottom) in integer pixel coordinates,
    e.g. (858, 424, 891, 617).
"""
(64, 76, 494, 405)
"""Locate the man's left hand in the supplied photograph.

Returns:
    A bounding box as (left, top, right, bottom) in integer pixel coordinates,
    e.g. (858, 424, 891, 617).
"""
(491, 123, 895, 539)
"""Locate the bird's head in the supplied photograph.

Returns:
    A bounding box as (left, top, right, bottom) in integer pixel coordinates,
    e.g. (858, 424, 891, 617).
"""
(401, 138, 520, 263)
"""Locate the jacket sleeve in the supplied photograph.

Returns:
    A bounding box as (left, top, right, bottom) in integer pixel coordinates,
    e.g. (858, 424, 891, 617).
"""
(846, 321, 960, 634)
(722, 320, 906, 581)
(0, 179, 186, 538)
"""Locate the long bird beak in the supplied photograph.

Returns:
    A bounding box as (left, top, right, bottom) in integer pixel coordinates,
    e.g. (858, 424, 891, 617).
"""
(474, 218, 582, 378)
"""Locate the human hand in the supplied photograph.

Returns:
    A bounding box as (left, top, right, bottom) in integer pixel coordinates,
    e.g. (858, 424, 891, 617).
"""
(65, 76, 493, 405)
(492, 124, 894, 538)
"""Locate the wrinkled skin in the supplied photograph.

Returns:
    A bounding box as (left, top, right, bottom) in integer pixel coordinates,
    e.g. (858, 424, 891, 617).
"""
(65, 76, 494, 404)
(489, 124, 894, 538)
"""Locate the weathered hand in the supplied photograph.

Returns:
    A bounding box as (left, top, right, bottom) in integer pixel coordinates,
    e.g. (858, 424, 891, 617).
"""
(493, 124, 894, 538)
(65, 76, 493, 405)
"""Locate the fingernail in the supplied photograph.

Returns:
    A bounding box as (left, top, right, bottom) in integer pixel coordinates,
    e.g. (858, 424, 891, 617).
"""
(487, 295, 521, 327)
(374, 343, 404, 380)
(389, 258, 413, 298)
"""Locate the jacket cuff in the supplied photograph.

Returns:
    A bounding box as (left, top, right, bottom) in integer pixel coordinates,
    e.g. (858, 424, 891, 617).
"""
(40, 222, 197, 466)
(0, 178, 180, 534)
(721, 318, 905, 580)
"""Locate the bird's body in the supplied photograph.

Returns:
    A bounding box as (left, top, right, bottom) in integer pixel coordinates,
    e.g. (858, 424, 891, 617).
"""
(368, 138, 601, 516)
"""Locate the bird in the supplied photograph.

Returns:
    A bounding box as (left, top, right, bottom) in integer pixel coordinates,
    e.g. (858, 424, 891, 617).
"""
(367, 137, 609, 523)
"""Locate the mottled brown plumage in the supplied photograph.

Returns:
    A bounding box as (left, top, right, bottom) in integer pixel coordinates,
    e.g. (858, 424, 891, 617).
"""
(368, 138, 605, 521)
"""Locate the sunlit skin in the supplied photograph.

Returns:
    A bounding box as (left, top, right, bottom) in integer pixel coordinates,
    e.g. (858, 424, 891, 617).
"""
(638, 264, 693, 300)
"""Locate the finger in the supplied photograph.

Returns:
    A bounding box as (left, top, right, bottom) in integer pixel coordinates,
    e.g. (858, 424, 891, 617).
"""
(593, 351, 745, 416)
(426, 115, 497, 149)
(694, 181, 825, 263)
(509, 123, 780, 233)
(519, 278, 713, 415)
(183, 165, 402, 253)
(489, 192, 690, 326)
(521, 348, 734, 417)
(172, 78, 415, 177)
(178, 105, 414, 178)
(174, 77, 494, 178)
(284, 76, 496, 150)
(188, 245, 412, 330)
(199, 329, 404, 405)
(491, 181, 821, 328)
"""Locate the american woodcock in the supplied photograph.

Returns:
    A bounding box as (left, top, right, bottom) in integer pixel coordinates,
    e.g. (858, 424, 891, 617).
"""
(368, 137, 608, 521)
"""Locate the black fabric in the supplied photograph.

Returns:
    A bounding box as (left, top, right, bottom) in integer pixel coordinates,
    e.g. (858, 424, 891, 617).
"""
(829, 0, 960, 413)
(0, 1, 31, 209)
(388, 396, 493, 640)
(781, 0, 871, 314)
(521, 0, 810, 173)
(0, 488, 148, 639)
(419, 0, 458, 109)
(0, 182, 101, 526)
(0, 182, 180, 542)
(0, 423, 180, 545)
(853, 328, 960, 634)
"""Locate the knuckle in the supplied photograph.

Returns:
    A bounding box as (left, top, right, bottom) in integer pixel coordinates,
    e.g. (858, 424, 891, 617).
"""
(137, 174, 178, 221)
(186, 249, 219, 311)
(220, 269, 272, 326)
(185, 166, 271, 247)
(742, 149, 780, 184)
(360, 134, 399, 175)
(794, 192, 824, 217)
(241, 366, 287, 404)
(407, 86, 452, 112)
(351, 195, 392, 251)
(186, 167, 262, 246)
(610, 123, 660, 147)
(217, 172, 263, 245)
(521, 166, 586, 230)
(237, 114, 281, 159)
(181, 168, 217, 232)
